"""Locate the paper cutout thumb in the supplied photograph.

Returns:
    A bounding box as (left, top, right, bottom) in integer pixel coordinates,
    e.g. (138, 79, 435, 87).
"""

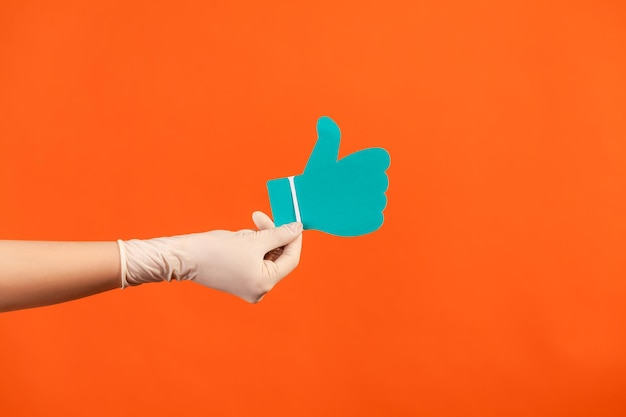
(267, 116, 390, 237)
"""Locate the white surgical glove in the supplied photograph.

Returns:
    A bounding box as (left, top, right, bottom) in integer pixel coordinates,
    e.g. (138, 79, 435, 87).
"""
(117, 212, 303, 303)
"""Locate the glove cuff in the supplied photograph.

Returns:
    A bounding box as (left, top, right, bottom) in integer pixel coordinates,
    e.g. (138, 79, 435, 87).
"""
(117, 237, 190, 287)
(117, 239, 129, 289)
(267, 176, 299, 227)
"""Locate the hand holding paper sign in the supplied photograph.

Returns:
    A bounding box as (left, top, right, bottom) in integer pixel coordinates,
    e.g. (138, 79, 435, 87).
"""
(267, 117, 390, 237)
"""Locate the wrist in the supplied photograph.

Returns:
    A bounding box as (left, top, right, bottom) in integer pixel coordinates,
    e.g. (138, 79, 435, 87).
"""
(118, 237, 189, 288)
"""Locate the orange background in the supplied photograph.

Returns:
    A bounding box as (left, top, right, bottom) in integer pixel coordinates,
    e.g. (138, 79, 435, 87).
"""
(1, 1, 625, 416)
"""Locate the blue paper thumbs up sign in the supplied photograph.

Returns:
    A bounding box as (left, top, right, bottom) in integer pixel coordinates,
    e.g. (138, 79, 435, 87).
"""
(267, 117, 390, 237)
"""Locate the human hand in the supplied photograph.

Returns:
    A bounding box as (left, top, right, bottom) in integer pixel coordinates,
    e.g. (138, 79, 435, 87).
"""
(118, 212, 303, 303)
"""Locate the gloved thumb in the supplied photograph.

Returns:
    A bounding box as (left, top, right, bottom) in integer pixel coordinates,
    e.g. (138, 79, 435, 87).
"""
(257, 222, 303, 252)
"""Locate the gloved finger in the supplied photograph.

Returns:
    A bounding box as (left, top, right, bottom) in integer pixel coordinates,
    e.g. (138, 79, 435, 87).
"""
(263, 232, 302, 284)
(252, 211, 275, 230)
(252, 211, 284, 261)
(257, 222, 302, 253)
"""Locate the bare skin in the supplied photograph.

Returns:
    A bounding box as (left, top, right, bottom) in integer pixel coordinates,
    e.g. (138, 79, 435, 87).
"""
(0, 240, 121, 312)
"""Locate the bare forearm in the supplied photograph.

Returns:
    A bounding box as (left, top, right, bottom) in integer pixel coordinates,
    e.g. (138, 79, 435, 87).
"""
(0, 240, 121, 312)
